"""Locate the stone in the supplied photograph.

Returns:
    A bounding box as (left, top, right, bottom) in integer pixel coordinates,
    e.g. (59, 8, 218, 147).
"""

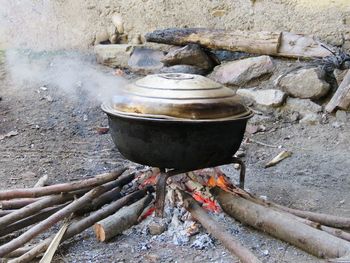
(94, 44, 138, 68)
(209, 55, 274, 86)
(236, 88, 287, 107)
(160, 65, 207, 75)
(335, 110, 347, 122)
(334, 69, 349, 85)
(299, 113, 320, 125)
(128, 47, 165, 74)
(161, 44, 214, 70)
(94, 30, 109, 45)
(111, 13, 124, 34)
(148, 221, 167, 235)
(283, 97, 322, 117)
(276, 67, 330, 99)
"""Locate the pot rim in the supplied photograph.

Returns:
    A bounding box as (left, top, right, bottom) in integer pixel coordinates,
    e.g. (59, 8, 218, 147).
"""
(101, 102, 254, 123)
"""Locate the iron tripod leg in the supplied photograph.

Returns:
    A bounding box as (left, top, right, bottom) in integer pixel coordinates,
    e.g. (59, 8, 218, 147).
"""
(232, 157, 246, 189)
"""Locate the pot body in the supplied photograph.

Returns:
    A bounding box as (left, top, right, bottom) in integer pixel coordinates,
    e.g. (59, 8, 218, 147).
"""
(107, 114, 249, 170)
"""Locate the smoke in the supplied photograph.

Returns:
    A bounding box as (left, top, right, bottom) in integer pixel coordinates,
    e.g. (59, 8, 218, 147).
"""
(5, 49, 127, 103)
(1, 0, 127, 104)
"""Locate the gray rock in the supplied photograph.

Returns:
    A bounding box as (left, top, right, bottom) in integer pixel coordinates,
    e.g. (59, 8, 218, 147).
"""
(148, 221, 167, 236)
(299, 113, 320, 125)
(276, 67, 330, 99)
(94, 44, 139, 68)
(160, 65, 207, 75)
(283, 97, 322, 117)
(335, 110, 347, 122)
(128, 47, 165, 74)
(236, 88, 287, 107)
(161, 44, 215, 70)
(209, 55, 274, 86)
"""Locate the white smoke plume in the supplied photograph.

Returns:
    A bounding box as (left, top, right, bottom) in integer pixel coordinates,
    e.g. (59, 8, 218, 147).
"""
(1, 0, 126, 103)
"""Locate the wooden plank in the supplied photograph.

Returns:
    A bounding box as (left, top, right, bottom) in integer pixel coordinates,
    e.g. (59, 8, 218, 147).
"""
(145, 28, 281, 55)
(277, 32, 331, 59)
(325, 70, 350, 112)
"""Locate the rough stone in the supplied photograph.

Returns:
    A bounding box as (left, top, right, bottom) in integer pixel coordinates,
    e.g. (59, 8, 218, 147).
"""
(276, 68, 330, 99)
(335, 110, 347, 122)
(94, 44, 138, 68)
(236, 88, 287, 107)
(299, 113, 320, 125)
(160, 65, 207, 75)
(148, 221, 167, 236)
(161, 44, 215, 70)
(128, 47, 165, 74)
(209, 56, 274, 86)
(283, 97, 322, 117)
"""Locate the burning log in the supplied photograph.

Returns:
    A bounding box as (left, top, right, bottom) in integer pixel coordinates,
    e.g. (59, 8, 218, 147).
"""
(0, 167, 126, 200)
(212, 187, 350, 260)
(179, 190, 261, 263)
(8, 188, 153, 263)
(93, 194, 153, 242)
(0, 187, 105, 258)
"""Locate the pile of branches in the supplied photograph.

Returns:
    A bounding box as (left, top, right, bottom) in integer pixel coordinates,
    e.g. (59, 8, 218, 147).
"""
(0, 167, 154, 263)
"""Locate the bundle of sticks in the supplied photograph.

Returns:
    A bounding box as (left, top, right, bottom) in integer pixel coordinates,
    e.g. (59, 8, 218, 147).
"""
(0, 167, 154, 263)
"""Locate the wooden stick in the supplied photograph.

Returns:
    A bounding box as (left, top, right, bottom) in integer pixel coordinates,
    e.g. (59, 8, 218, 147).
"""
(0, 205, 67, 237)
(0, 193, 76, 229)
(212, 187, 350, 260)
(145, 28, 281, 55)
(294, 217, 350, 242)
(179, 190, 261, 263)
(270, 203, 350, 229)
(93, 194, 153, 242)
(33, 175, 49, 188)
(0, 186, 105, 257)
(0, 198, 40, 210)
(0, 210, 15, 217)
(326, 70, 350, 112)
(75, 187, 121, 215)
(0, 167, 126, 200)
(8, 188, 153, 263)
(3, 247, 33, 258)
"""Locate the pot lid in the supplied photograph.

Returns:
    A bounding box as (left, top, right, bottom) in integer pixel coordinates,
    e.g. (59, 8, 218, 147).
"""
(102, 73, 252, 121)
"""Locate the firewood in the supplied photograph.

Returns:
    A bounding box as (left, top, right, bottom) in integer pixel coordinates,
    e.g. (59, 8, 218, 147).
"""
(0, 193, 76, 229)
(0, 186, 105, 258)
(270, 202, 350, 229)
(179, 190, 261, 263)
(0, 198, 40, 210)
(0, 205, 66, 238)
(326, 70, 350, 112)
(8, 187, 153, 263)
(93, 194, 153, 242)
(212, 187, 350, 260)
(277, 32, 331, 59)
(75, 187, 121, 215)
(145, 28, 331, 59)
(0, 210, 14, 217)
(33, 174, 49, 188)
(0, 167, 126, 200)
(145, 28, 281, 55)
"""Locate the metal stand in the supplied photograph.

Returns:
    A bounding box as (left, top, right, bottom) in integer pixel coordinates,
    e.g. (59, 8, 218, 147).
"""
(155, 157, 246, 217)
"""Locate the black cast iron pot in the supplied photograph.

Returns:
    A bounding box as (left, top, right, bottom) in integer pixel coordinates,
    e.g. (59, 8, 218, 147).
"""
(102, 73, 253, 170)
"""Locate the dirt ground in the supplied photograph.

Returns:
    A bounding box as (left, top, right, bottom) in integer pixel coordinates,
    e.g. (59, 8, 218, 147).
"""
(0, 52, 349, 263)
